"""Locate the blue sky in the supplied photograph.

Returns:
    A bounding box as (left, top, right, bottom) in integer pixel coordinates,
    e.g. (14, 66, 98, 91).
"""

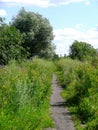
(0, 0, 98, 55)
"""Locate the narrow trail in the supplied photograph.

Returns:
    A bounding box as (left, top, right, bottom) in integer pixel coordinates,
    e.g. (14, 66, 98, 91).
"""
(46, 74, 76, 130)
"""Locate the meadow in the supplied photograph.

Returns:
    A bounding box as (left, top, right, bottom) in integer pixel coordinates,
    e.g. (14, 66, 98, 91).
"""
(0, 57, 98, 130)
(0, 59, 55, 130)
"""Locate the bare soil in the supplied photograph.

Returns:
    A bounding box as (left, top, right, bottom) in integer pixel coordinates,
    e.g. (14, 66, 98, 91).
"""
(45, 74, 76, 130)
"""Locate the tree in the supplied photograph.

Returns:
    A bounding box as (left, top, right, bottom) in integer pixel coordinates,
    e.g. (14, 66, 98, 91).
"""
(39, 44, 56, 59)
(12, 8, 55, 58)
(69, 40, 96, 61)
(0, 22, 26, 64)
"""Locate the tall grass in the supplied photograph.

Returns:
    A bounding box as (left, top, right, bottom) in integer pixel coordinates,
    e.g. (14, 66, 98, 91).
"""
(57, 58, 98, 130)
(0, 59, 55, 130)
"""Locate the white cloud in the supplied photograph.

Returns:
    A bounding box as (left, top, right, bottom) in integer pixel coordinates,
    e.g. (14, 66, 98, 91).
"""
(54, 26, 98, 56)
(50, 0, 89, 5)
(1, 0, 91, 7)
(0, 9, 7, 16)
(1, 0, 55, 7)
(85, 0, 91, 5)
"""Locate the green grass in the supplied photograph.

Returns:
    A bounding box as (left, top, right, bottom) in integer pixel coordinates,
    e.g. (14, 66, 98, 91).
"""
(0, 59, 55, 130)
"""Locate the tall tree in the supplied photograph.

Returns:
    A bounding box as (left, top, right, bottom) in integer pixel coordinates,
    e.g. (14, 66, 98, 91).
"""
(12, 8, 54, 58)
(69, 40, 96, 61)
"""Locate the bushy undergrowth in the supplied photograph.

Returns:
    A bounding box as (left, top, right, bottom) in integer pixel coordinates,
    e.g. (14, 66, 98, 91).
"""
(0, 59, 55, 130)
(57, 58, 98, 130)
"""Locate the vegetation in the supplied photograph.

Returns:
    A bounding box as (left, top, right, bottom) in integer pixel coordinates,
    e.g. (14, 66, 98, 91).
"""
(0, 59, 55, 130)
(0, 18, 27, 65)
(0, 8, 55, 65)
(57, 58, 98, 130)
(12, 7, 55, 58)
(0, 7, 98, 130)
(0, 9, 56, 129)
(69, 40, 97, 61)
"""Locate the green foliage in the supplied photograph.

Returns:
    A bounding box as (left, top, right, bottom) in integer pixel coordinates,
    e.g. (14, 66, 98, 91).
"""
(39, 44, 56, 59)
(69, 40, 97, 61)
(0, 21, 27, 65)
(0, 9, 55, 65)
(56, 58, 80, 88)
(57, 58, 98, 130)
(12, 8, 55, 58)
(0, 59, 54, 129)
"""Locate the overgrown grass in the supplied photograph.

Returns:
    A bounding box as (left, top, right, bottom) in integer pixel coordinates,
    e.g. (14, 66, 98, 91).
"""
(0, 59, 55, 130)
(56, 58, 98, 130)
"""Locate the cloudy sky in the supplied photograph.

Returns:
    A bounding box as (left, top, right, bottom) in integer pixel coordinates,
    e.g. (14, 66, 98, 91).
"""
(0, 0, 98, 55)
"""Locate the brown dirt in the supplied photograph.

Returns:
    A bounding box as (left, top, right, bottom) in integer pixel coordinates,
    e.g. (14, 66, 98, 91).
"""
(44, 74, 76, 130)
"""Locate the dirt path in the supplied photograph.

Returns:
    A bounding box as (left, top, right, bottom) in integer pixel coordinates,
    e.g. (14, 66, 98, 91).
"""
(46, 74, 76, 130)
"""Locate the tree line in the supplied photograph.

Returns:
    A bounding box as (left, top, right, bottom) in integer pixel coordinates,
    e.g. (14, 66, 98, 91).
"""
(0, 7, 98, 65)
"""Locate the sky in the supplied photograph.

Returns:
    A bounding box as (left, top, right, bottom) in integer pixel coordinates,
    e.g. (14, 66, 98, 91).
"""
(0, 0, 98, 56)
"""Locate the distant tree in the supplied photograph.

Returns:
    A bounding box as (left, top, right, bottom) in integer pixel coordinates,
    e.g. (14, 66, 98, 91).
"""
(64, 54, 67, 58)
(52, 54, 59, 61)
(0, 17, 6, 26)
(69, 40, 96, 61)
(0, 21, 26, 64)
(12, 8, 55, 58)
(39, 44, 56, 59)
